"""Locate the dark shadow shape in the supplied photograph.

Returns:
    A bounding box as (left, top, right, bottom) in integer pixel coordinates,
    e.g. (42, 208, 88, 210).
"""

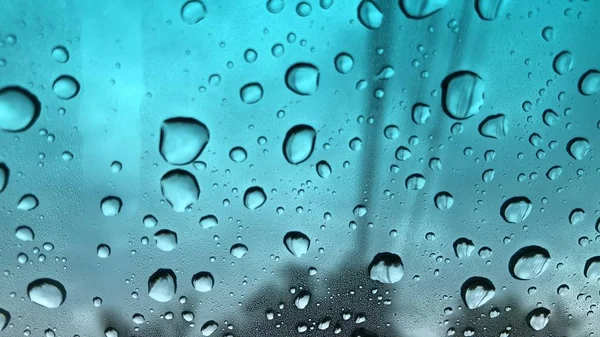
(508, 245, 550, 280)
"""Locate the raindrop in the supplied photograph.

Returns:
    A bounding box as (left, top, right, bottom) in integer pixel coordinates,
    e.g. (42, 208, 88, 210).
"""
(18, 194, 38, 211)
(0, 86, 41, 132)
(100, 196, 122, 216)
(412, 103, 431, 125)
(542, 109, 558, 126)
(181, 1, 207, 24)
(284, 231, 311, 257)
(482, 169, 495, 183)
(579, 70, 600, 95)
(584, 257, 600, 279)
(384, 125, 399, 139)
(0, 163, 7, 193)
(230, 243, 248, 258)
(160, 169, 200, 212)
(557, 284, 569, 295)
(349, 137, 363, 151)
(296, 2, 312, 16)
(282, 124, 316, 164)
(369, 252, 404, 284)
(97, 244, 111, 258)
(395, 146, 411, 161)
(52, 46, 69, 63)
(542, 26, 554, 41)
(104, 328, 118, 337)
(357, 0, 383, 29)
(528, 308, 550, 331)
(110, 161, 122, 173)
(434, 192, 454, 210)
(462, 277, 495, 309)
(285, 63, 320, 95)
(442, 71, 485, 120)
(199, 215, 218, 229)
(52, 75, 80, 100)
(475, 0, 510, 20)
(201, 321, 218, 336)
(244, 186, 266, 210)
(400, 0, 448, 19)
(15, 226, 34, 241)
(266, 0, 284, 14)
(405, 174, 426, 190)
(160, 117, 210, 165)
(316, 160, 331, 178)
(334, 53, 354, 74)
(192, 272, 214, 292)
(320, 0, 333, 9)
(27, 278, 67, 308)
(182, 311, 194, 322)
(154, 230, 178, 251)
(500, 197, 532, 223)
(567, 137, 590, 160)
(454, 238, 475, 258)
(509, 246, 550, 280)
(229, 147, 247, 163)
(244, 49, 258, 63)
(479, 114, 508, 139)
(0, 309, 9, 331)
(569, 208, 585, 225)
(240, 83, 264, 104)
(546, 166, 562, 180)
(294, 290, 311, 309)
(132, 313, 145, 324)
(553, 51, 573, 75)
(148, 269, 176, 302)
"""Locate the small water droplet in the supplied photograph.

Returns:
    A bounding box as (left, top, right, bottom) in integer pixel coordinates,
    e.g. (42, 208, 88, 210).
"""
(230, 243, 248, 258)
(285, 63, 320, 95)
(52, 75, 80, 100)
(316, 160, 331, 178)
(266, 0, 284, 14)
(229, 147, 248, 163)
(243, 186, 266, 210)
(51, 46, 69, 63)
(100, 196, 122, 216)
(553, 51, 573, 75)
(199, 215, 218, 229)
(334, 53, 354, 74)
(542, 26, 554, 41)
(283, 231, 311, 257)
(412, 103, 431, 125)
(240, 83, 264, 104)
(97, 244, 111, 258)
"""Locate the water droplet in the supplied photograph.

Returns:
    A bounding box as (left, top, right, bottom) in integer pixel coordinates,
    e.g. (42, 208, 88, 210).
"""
(132, 313, 145, 324)
(154, 230, 178, 251)
(284, 231, 310, 257)
(285, 63, 320, 95)
(0, 163, 7, 193)
(454, 238, 475, 258)
(528, 308, 550, 331)
(283, 124, 316, 164)
(15, 226, 34, 241)
(230, 243, 248, 258)
(61, 151, 73, 161)
(509, 246, 550, 280)
(0, 309, 9, 331)
(201, 321, 218, 336)
(567, 137, 590, 160)
(52, 75, 80, 100)
(500, 197, 532, 223)
(395, 146, 411, 161)
(266, 0, 284, 14)
(160, 117, 210, 165)
(482, 169, 495, 183)
(143, 215, 158, 228)
(104, 328, 118, 337)
(442, 71, 485, 120)
(243, 186, 266, 210)
(181, 1, 207, 24)
(579, 70, 600, 95)
(479, 114, 508, 139)
(199, 215, 218, 229)
(192, 272, 214, 292)
(569, 208, 585, 225)
(27, 278, 67, 308)
(17, 194, 38, 211)
(148, 269, 176, 302)
(405, 174, 426, 190)
(182, 311, 194, 322)
(294, 290, 310, 309)
(412, 103, 431, 125)
(542, 26, 554, 41)
(546, 166, 562, 180)
(475, 0, 510, 20)
(244, 49, 258, 63)
(51, 46, 69, 63)
(349, 137, 363, 151)
(357, 0, 383, 29)
(553, 51, 573, 75)
(296, 2, 312, 16)
(0, 86, 41, 132)
(557, 284, 569, 295)
(369, 252, 404, 284)
(584, 257, 600, 279)
(110, 161, 122, 173)
(100, 196, 122, 216)
(229, 147, 247, 163)
(434, 192, 454, 210)
(400, 0, 448, 19)
(334, 53, 354, 74)
(97, 244, 111, 258)
(240, 83, 264, 104)
(160, 169, 200, 212)
(316, 160, 331, 178)
(462, 277, 495, 309)
(542, 109, 558, 126)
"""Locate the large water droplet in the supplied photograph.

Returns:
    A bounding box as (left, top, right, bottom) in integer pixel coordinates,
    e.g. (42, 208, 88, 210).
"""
(454, 238, 475, 258)
(154, 230, 178, 251)
(143, 215, 158, 228)
(148, 269, 176, 302)
(569, 208, 585, 225)
(334, 53, 354, 74)
(240, 83, 264, 104)
(316, 160, 331, 178)
(475, 0, 510, 20)
(478, 114, 508, 139)
(294, 290, 311, 309)
(400, 0, 448, 19)
(0, 163, 7, 193)
(17, 194, 38, 212)
(266, 0, 284, 14)
(395, 146, 411, 161)
(199, 215, 218, 229)
(442, 71, 485, 120)
(52, 75, 80, 100)
(283, 124, 316, 164)
(412, 103, 431, 125)
(28, 279, 67, 308)
(15, 226, 34, 241)
(579, 70, 600, 95)
(244, 186, 266, 210)
(285, 63, 320, 95)
(368, 252, 404, 284)
(584, 256, 600, 280)
(434, 192, 454, 210)
(0, 309, 9, 331)
(229, 147, 247, 163)
(192, 272, 214, 292)
(52, 46, 69, 63)
(201, 321, 218, 336)
(357, 0, 383, 29)
(284, 231, 310, 257)
(462, 277, 495, 309)
(230, 243, 248, 258)
(542, 26, 554, 41)
(160, 169, 200, 212)
(181, 1, 207, 24)
(509, 246, 550, 280)
(546, 166, 562, 180)
(97, 244, 111, 258)
(567, 137, 590, 160)
(405, 174, 426, 190)
(553, 51, 573, 75)
(160, 117, 210, 165)
(528, 308, 550, 331)
(100, 196, 122, 216)
(500, 197, 532, 223)
(0, 86, 41, 132)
